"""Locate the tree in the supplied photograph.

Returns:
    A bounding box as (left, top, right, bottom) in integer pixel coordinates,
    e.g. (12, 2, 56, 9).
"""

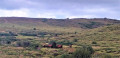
(33, 28, 36, 30)
(51, 42, 57, 48)
(75, 32, 77, 34)
(66, 18, 69, 19)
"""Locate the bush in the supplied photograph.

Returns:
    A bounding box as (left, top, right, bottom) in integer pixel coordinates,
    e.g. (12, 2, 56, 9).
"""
(15, 41, 30, 47)
(60, 54, 73, 58)
(0, 37, 18, 45)
(73, 39, 78, 42)
(0, 40, 11, 45)
(19, 32, 37, 36)
(92, 41, 97, 44)
(57, 40, 73, 45)
(53, 53, 59, 56)
(33, 28, 36, 30)
(0, 32, 18, 36)
(72, 46, 94, 58)
(60, 54, 70, 58)
(29, 43, 40, 49)
(101, 54, 113, 58)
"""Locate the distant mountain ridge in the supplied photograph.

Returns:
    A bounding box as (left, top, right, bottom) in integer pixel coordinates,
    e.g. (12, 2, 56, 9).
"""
(0, 17, 119, 32)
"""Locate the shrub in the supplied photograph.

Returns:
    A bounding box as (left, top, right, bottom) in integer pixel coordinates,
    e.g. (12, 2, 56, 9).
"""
(73, 39, 78, 42)
(53, 53, 59, 56)
(41, 19, 48, 22)
(57, 40, 73, 45)
(15, 41, 30, 47)
(29, 43, 40, 49)
(33, 28, 36, 30)
(0, 40, 11, 45)
(60, 54, 70, 58)
(101, 54, 113, 58)
(0, 32, 18, 36)
(72, 46, 94, 58)
(0, 37, 18, 45)
(92, 41, 97, 44)
(19, 32, 37, 36)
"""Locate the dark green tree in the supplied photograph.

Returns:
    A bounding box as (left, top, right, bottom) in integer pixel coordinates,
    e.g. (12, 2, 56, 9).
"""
(51, 42, 56, 48)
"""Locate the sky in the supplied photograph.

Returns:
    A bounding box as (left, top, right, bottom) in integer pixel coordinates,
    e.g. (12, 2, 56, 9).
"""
(0, 0, 120, 19)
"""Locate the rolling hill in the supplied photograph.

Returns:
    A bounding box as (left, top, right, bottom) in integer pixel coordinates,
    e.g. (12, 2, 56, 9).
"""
(0, 17, 119, 33)
(0, 17, 120, 58)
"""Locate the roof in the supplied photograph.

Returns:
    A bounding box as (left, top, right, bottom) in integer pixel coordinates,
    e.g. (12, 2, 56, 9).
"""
(57, 45, 62, 47)
(48, 44, 52, 47)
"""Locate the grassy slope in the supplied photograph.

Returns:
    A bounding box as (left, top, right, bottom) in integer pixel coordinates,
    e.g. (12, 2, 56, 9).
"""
(0, 17, 119, 33)
(0, 17, 82, 33)
(0, 17, 120, 57)
(73, 24, 120, 56)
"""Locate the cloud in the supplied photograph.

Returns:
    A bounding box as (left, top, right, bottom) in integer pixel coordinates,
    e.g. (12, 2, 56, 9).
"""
(0, 8, 57, 18)
(0, 0, 120, 19)
(37, 13, 56, 18)
(0, 8, 30, 17)
(68, 15, 97, 19)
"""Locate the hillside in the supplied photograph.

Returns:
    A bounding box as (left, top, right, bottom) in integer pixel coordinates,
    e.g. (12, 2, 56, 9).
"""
(0, 17, 119, 33)
(0, 17, 120, 58)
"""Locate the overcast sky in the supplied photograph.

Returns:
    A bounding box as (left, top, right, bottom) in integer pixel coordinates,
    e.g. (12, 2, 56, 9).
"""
(0, 0, 120, 19)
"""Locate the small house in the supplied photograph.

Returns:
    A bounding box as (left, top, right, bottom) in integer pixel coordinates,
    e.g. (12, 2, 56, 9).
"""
(43, 42, 62, 48)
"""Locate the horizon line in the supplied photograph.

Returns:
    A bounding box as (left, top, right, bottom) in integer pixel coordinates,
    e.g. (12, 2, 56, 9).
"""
(0, 16, 119, 20)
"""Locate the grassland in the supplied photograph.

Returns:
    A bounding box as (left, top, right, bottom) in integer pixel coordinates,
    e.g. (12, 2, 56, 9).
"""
(0, 17, 120, 58)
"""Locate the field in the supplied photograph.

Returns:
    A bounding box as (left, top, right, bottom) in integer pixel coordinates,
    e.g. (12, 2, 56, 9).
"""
(0, 17, 120, 58)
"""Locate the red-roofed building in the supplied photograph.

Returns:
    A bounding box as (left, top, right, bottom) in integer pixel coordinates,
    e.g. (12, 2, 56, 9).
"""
(43, 42, 62, 48)
(48, 44, 52, 47)
(57, 45, 62, 48)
